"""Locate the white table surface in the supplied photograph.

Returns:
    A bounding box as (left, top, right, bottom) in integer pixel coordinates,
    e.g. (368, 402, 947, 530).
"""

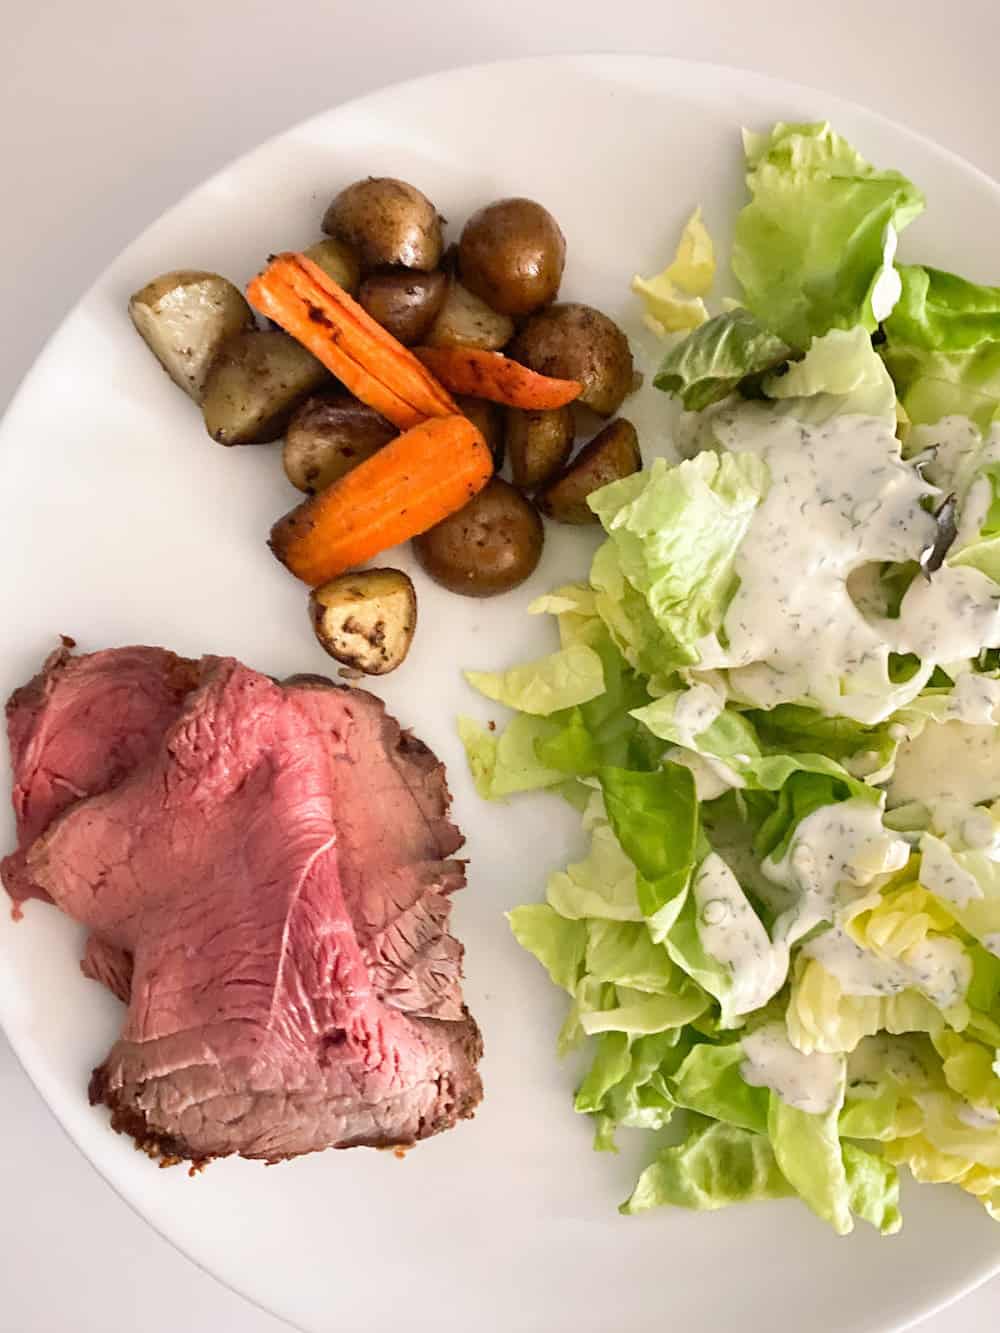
(3, 2, 1000, 1328)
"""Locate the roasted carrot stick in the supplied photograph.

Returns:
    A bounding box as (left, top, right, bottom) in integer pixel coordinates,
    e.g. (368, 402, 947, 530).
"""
(270, 413, 493, 586)
(247, 254, 458, 430)
(411, 346, 582, 410)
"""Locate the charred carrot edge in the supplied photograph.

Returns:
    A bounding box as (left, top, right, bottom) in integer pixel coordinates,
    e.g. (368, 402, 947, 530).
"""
(247, 254, 458, 430)
(412, 346, 582, 410)
(270, 414, 493, 586)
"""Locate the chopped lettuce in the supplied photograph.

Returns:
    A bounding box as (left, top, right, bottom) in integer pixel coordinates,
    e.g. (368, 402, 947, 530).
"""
(883, 265, 1000, 428)
(622, 1117, 792, 1214)
(464, 116, 1000, 1237)
(732, 121, 924, 347)
(587, 452, 769, 670)
(654, 308, 790, 410)
(632, 206, 715, 335)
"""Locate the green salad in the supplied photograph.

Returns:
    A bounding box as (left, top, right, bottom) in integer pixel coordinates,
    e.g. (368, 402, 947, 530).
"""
(460, 122, 1000, 1235)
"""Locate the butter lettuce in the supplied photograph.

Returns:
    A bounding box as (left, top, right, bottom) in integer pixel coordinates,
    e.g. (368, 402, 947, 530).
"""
(464, 116, 1000, 1237)
(632, 206, 715, 335)
(733, 121, 924, 347)
(654, 308, 790, 410)
(587, 452, 769, 670)
(882, 265, 1000, 428)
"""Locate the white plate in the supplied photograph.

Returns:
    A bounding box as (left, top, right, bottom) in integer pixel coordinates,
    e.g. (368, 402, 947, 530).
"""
(2, 54, 1000, 1333)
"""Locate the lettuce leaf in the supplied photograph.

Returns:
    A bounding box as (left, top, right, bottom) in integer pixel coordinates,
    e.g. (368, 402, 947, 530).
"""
(632, 206, 715, 335)
(588, 452, 769, 670)
(653, 308, 790, 410)
(465, 643, 605, 715)
(621, 1117, 792, 1214)
(599, 765, 699, 918)
(882, 265, 1000, 428)
(733, 121, 924, 347)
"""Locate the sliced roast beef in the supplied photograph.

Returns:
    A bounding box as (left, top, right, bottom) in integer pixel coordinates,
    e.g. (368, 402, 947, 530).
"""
(1, 643, 201, 909)
(3, 647, 482, 1163)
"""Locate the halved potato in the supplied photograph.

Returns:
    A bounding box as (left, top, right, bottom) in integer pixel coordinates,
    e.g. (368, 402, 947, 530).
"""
(129, 270, 254, 402)
(537, 418, 641, 524)
(424, 278, 515, 351)
(202, 329, 329, 445)
(283, 395, 397, 493)
(302, 238, 361, 294)
(309, 568, 417, 674)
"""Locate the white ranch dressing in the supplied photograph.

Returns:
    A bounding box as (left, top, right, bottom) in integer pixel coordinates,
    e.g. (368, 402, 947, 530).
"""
(804, 925, 970, 1010)
(917, 832, 984, 908)
(692, 854, 788, 1017)
(689, 412, 1000, 722)
(740, 1021, 844, 1114)
(889, 720, 1000, 809)
(762, 798, 909, 945)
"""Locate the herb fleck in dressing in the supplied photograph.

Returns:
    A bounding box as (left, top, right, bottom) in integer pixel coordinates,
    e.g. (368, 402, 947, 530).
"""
(690, 413, 1000, 721)
(763, 798, 909, 945)
(740, 1022, 844, 1114)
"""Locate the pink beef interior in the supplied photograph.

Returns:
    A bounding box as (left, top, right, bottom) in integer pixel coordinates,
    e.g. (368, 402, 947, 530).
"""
(1, 645, 482, 1164)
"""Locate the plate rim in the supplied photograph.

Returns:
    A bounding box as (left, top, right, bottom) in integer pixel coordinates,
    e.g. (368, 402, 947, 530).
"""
(3, 51, 1000, 1333)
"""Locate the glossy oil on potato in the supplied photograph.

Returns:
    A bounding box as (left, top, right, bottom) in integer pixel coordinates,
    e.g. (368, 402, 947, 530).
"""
(358, 270, 448, 345)
(510, 303, 634, 416)
(538, 418, 641, 523)
(322, 177, 442, 272)
(458, 198, 566, 316)
(309, 567, 416, 674)
(505, 405, 574, 490)
(283, 395, 397, 493)
(202, 329, 329, 445)
(413, 477, 543, 596)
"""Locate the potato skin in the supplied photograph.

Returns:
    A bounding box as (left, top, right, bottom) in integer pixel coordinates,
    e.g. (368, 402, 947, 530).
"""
(358, 270, 447, 345)
(537, 418, 641, 524)
(283, 395, 397, 493)
(505, 405, 574, 490)
(455, 395, 505, 470)
(129, 270, 254, 402)
(509, 303, 634, 416)
(322, 177, 442, 272)
(202, 329, 329, 445)
(458, 199, 565, 317)
(413, 477, 543, 597)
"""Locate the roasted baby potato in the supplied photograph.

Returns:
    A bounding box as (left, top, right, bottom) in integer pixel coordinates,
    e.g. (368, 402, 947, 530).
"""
(302, 237, 361, 294)
(538, 419, 641, 524)
(129, 270, 254, 403)
(322, 178, 443, 272)
(202, 329, 329, 446)
(283, 394, 397, 493)
(358, 269, 448, 345)
(505, 405, 574, 490)
(458, 199, 566, 317)
(413, 477, 543, 597)
(424, 277, 515, 351)
(510, 303, 634, 416)
(310, 568, 416, 675)
(455, 395, 504, 470)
